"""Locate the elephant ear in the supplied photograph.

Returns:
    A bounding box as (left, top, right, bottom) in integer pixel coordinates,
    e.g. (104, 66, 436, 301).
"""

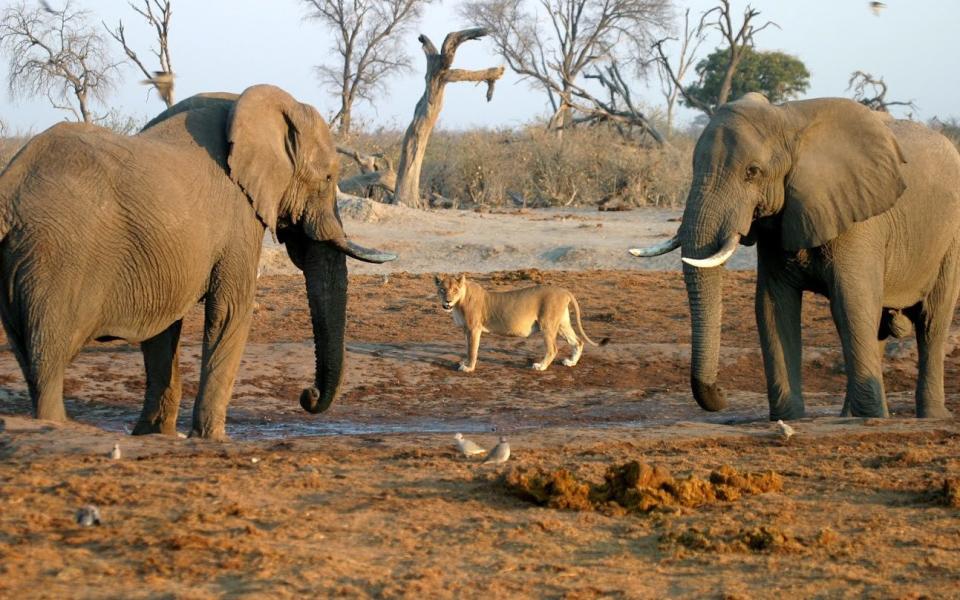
(227, 85, 313, 233)
(781, 99, 907, 250)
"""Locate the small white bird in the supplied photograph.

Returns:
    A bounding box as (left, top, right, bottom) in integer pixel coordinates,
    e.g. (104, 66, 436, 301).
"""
(109, 443, 121, 460)
(776, 419, 795, 441)
(482, 436, 511, 465)
(454, 432, 486, 457)
(75, 505, 101, 527)
(869, 1, 886, 16)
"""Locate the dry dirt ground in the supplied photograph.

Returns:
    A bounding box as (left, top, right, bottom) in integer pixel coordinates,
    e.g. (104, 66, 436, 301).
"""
(1, 206, 959, 598)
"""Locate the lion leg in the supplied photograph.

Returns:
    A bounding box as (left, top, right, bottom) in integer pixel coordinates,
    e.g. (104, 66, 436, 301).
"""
(560, 312, 583, 367)
(459, 328, 481, 372)
(533, 322, 559, 371)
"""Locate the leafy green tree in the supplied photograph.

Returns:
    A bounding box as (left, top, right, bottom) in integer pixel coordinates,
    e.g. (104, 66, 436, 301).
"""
(684, 47, 809, 109)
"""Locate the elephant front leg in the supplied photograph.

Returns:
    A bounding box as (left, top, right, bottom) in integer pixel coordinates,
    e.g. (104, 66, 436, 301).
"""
(191, 288, 255, 440)
(830, 282, 888, 418)
(755, 270, 805, 420)
(133, 320, 183, 435)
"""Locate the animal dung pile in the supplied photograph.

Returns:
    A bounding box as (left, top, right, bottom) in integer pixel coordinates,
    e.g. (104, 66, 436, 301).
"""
(500, 461, 783, 514)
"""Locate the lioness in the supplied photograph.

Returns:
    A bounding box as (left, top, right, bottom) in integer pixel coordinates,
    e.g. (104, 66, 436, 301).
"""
(435, 274, 607, 372)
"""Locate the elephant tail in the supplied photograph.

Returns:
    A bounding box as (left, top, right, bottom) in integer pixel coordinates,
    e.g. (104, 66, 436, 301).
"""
(569, 294, 610, 347)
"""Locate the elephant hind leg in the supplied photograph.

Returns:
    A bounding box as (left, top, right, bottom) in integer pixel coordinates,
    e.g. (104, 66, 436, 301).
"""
(133, 320, 183, 435)
(914, 245, 960, 418)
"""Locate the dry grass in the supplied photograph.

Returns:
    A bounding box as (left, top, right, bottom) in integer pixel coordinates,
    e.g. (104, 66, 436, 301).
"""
(338, 125, 695, 209)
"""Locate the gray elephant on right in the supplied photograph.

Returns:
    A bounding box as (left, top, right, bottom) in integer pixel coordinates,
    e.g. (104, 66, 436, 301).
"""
(632, 94, 960, 420)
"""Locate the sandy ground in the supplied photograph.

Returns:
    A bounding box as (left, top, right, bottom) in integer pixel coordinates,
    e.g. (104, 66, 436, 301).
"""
(1, 204, 958, 598)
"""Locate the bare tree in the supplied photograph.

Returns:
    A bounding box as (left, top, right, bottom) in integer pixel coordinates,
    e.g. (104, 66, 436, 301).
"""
(654, 0, 775, 116)
(654, 8, 705, 134)
(847, 70, 916, 114)
(301, 0, 434, 136)
(105, 0, 174, 108)
(566, 61, 665, 145)
(0, 0, 122, 122)
(392, 28, 504, 208)
(460, 0, 671, 134)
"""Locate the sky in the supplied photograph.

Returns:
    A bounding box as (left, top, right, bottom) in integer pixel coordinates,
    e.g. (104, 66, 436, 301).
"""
(0, 0, 958, 134)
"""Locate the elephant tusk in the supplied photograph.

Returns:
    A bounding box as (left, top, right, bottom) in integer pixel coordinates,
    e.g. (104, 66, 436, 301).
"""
(628, 234, 681, 257)
(681, 234, 741, 268)
(328, 238, 398, 264)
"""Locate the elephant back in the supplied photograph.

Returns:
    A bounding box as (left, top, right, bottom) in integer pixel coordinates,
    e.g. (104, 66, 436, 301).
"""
(141, 93, 238, 133)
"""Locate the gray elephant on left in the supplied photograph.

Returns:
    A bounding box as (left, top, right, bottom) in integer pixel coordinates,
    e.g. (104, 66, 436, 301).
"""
(0, 84, 395, 439)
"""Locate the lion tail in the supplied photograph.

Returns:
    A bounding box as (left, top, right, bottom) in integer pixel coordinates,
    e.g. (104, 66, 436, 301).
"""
(569, 294, 609, 347)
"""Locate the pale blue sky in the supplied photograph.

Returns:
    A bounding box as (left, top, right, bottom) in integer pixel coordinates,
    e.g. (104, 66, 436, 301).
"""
(1, 0, 957, 133)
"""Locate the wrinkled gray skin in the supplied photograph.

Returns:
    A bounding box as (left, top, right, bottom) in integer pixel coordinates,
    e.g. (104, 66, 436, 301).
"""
(0, 85, 394, 439)
(635, 93, 960, 420)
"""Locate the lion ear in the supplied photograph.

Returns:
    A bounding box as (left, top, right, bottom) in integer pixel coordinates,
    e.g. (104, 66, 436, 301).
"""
(434, 274, 442, 286)
(458, 274, 467, 286)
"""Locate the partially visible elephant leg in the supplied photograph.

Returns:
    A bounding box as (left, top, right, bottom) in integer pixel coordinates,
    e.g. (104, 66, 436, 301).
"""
(755, 261, 805, 420)
(914, 245, 960, 418)
(191, 273, 256, 440)
(25, 340, 69, 421)
(829, 273, 888, 418)
(133, 320, 183, 435)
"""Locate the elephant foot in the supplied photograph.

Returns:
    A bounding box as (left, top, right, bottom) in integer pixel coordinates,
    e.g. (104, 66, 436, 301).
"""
(131, 419, 179, 436)
(691, 377, 727, 412)
(769, 403, 805, 421)
(189, 427, 229, 442)
(917, 404, 952, 419)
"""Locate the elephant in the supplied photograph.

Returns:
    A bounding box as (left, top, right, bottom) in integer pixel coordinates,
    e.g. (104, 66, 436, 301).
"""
(631, 93, 960, 420)
(0, 84, 396, 439)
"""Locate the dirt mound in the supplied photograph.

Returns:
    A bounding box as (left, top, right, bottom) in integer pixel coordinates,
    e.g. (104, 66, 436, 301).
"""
(660, 525, 806, 554)
(500, 461, 783, 514)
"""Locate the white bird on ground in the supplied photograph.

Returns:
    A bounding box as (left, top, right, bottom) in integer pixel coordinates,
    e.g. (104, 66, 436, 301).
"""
(109, 443, 121, 460)
(776, 420, 795, 441)
(75, 505, 101, 527)
(482, 436, 511, 465)
(454, 432, 486, 457)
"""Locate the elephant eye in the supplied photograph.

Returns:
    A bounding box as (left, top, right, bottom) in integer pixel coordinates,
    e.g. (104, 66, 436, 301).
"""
(745, 165, 762, 182)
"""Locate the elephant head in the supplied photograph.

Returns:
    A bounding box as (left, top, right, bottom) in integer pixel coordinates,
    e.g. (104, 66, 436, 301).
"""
(631, 93, 906, 411)
(223, 85, 395, 414)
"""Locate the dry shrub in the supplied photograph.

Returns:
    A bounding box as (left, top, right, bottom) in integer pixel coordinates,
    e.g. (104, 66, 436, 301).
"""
(500, 461, 782, 514)
(337, 125, 694, 209)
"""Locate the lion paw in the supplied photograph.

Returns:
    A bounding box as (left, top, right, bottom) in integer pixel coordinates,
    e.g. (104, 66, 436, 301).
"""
(562, 358, 578, 367)
(457, 362, 474, 373)
(532, 362, 548, 371)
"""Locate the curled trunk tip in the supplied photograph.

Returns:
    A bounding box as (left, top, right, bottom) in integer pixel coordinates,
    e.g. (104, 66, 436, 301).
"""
(691, 377, 727, 412)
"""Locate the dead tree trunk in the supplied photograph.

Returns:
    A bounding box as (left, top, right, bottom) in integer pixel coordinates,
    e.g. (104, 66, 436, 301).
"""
(392, 28, 504, 208)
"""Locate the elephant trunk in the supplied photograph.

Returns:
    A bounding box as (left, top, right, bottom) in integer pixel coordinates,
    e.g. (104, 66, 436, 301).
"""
(679, 184, 746, 412)
(299, 241, 348, 414)
(683, 262, 727, 411)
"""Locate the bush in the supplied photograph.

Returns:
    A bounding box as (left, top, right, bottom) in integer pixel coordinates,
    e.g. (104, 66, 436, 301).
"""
(338, 125, 695, 209)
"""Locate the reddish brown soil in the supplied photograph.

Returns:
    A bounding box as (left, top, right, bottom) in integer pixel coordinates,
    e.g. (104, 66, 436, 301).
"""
(1, 270, 958, 598)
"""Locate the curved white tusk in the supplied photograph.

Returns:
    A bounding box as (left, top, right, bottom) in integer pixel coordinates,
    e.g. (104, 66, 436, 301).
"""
(681, 234, 741, 268)
(628, 234, 681, 257)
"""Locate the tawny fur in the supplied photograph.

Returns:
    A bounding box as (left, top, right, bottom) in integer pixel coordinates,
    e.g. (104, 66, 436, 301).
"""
(435, 274, 607, 372)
